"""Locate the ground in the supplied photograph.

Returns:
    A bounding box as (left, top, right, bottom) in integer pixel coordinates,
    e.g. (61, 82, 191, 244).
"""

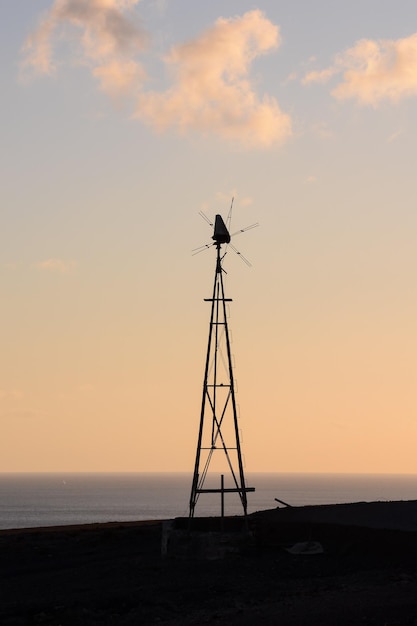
(2, 505, 417, 625)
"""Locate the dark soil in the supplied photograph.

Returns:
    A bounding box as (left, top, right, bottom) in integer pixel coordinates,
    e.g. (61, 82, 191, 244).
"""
(2, 510, 417, 625)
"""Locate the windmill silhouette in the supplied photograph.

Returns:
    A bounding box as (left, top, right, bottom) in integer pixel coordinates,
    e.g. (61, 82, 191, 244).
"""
(189, 201, 257, 519)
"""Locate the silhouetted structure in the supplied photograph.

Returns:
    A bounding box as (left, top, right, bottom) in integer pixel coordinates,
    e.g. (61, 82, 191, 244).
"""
(189, 213, 255, 519)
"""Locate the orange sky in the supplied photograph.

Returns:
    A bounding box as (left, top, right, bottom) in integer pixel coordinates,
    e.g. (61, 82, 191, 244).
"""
(2, 1, 417, 473)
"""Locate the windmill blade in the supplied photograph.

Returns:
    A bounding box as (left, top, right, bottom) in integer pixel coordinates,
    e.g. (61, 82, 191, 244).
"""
(231, 222, 259, 238)
(198, 211, 213, 226)
(229, 243, 252, 267)
(226, 197, 234, 231)
(192, 242, 215, 256)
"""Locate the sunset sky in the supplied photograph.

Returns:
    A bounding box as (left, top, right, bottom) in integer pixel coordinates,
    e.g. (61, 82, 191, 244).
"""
(2, 0, 417, 473)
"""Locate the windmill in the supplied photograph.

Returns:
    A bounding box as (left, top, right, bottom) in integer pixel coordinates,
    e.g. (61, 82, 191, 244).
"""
(189, 200, 257, 519)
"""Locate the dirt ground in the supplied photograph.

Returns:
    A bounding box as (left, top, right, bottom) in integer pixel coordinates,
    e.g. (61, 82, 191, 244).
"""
(2, 507, 417, 625)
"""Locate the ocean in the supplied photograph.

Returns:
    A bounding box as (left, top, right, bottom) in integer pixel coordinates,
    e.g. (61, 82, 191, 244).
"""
(1, 472, 417, 531)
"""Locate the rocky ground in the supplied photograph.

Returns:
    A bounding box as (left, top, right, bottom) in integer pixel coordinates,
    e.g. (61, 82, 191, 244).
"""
(2, 504, 417, 625)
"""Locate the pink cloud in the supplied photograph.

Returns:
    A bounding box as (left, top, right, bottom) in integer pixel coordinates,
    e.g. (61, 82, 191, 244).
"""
(93, 59, 146, 96)
(302, 67, 338, 85)
(22, 5, 291, 148)
(21, 0, 148, 94)
(36, 259, 77, 274)
(333, 33, 417, 105)
(135, 10, 292, 148)
(303, 32, 417, 106)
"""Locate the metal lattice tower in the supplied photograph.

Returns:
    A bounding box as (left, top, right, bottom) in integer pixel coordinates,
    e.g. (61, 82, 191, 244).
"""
(189, 214, 255, 519)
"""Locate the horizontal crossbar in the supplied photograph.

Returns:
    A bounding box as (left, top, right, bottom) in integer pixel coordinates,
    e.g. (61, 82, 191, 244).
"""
(196, 487, 255, 494)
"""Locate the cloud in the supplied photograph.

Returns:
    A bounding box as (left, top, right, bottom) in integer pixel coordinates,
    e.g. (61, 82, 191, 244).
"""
(36, 259, 77, 274)
(285, 71, 298, 83)
(150, 0, 167, 18)
(0, 408, 49, 420)
(303, 32, 417, 106)
(93, 59, 146, 96)
(21, 0, 148, 96)
(0, 389, 24, 401)
(387, 129, 403, 143)
(78, 383, 95, 393)
(311, 121, 333, 139)
(302, 67, 337, 85)
(218, 192, 253, 208)
(22, 5, 291, 148)
(135, 10, 291, 148)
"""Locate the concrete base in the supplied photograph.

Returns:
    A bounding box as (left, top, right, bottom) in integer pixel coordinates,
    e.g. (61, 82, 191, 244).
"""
(162, 517, 253, 559)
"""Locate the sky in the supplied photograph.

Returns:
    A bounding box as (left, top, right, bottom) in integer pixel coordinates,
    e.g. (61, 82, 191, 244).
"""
(2, 0, 417, 474)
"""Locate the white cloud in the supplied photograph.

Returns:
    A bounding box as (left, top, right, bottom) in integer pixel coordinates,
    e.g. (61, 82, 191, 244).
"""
(303, 32, 417, 106)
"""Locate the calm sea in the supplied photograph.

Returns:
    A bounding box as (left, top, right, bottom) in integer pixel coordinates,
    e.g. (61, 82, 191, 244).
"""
(1, 472, 417, 530)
